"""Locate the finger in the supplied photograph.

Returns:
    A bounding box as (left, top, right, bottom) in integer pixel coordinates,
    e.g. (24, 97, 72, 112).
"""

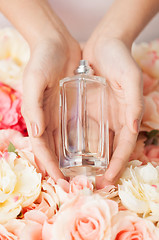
(24, 114, 64, 181)
(31, 133, 64, 181)
(97, 125, 137, 188)
(124, 66, 144, 133)
(22, 68, 47, 138)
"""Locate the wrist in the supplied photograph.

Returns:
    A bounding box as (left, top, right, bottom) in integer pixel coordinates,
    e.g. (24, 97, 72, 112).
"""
(87, 24, 134, 52)
(28, 27, 67, 52)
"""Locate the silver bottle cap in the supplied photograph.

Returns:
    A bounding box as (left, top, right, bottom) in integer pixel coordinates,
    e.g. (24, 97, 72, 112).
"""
(74, 60, 94, 75)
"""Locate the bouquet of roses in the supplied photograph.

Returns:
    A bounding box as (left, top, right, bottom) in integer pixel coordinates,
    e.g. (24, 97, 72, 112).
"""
(0, 28, 159, 240)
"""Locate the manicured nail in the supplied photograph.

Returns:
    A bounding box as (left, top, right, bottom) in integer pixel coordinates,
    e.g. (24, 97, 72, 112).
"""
(31, 122, 38, 137)
(133, 119, 140, 133)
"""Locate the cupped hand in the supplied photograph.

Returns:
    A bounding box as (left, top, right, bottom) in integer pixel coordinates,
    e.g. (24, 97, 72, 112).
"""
(22, 35, 81, 181)
(83, 38, 144, 188)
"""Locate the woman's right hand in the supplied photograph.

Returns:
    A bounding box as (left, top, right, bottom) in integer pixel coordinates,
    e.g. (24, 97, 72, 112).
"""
(22, 32, 81, 181)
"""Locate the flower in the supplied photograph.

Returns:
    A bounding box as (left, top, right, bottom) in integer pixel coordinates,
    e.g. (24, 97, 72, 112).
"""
(52, 176, 94, 205)
(131, 134, 159, 166)
(142, 91, 159, 131)
(132, 40, 159, 79)
(0, 28, 30, 92)
(69, 175, 94, 194)
(111, 211, 159, 240)
(130, 137, 147, 163)
(144, 145, 159, 166)
(0, 150, 41, 224)
(0, 129, 31, 151)
(5, 219, 42, 240)
(42, 194, 118, 240)
(118, 162, 159, 220)
(0, 224, 17, 240)
(0, 83, 27, 135)
(142, 72, 159, 95)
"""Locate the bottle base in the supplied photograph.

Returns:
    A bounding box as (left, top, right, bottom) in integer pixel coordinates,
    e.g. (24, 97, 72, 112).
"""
(60, 165, 106, 178)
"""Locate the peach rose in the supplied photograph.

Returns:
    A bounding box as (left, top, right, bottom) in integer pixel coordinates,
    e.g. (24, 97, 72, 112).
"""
(54, 176, 94, 204)
(42, 194, 118, 240)
(111, 211, 159, 240)
(69, 175, 94, 194)
(21, 177, 60, 222)
(142, 73, 159, 95)
(4, 179, 58, 239)
(0, 224, 17, 240)
(5, 219, 42, 240)
(142, 91, 159, 131)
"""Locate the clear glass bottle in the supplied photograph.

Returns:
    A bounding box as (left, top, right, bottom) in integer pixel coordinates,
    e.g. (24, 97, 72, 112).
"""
(59, 60, 109, 177)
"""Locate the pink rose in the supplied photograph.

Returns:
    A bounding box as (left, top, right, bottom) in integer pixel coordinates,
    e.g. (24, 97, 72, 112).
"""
(144, 145, 159, 166)
(0, 82, 27, 136)
(142, 73, 159, 95)
(69, 175, 94, 194)
(141, 91, 159, 131)
(42, 194, 118, 240)
(55, 176, 94, 204)
(130, 137, 148, 164)
(0, 129, 31, 151)
(131, 137, 159, 166)
(111, 211, 159, 240)
(0, 224, 17, 240)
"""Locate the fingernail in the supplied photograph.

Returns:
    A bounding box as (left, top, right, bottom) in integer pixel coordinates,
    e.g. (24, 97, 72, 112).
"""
(31, 122, 39, 137)
(133, 119, 140, 133)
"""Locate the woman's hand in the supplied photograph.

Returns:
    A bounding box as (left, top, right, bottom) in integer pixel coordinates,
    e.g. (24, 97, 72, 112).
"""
(83, 38, 144, 188)
(22, 35, 81, 181)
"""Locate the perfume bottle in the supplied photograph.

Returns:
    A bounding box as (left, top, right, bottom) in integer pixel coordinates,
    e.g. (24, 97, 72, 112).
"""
(59, 60, 109, 177)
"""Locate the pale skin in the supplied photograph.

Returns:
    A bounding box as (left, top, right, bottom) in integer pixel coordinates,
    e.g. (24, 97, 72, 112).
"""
(0, 0, 159, 188)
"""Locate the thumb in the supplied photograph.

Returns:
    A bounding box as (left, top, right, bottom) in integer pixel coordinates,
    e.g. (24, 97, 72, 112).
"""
(22, 70, 47, 137)
(125, 68, 144, 134)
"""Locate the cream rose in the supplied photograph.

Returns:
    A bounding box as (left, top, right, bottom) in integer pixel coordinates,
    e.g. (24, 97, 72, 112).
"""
(132, 40, 159, 79)
(0, 28, 30, 92)
(118, 162, 159, 220)
(0, 150, 41, 223)
(42, 194, 118, 240)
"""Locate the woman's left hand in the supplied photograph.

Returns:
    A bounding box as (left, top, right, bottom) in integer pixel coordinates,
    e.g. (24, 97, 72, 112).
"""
(83, 37, 144, 188)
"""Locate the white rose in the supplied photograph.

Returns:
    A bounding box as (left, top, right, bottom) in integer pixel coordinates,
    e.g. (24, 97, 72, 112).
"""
(0, 151, 41, 223)
(119, 162, 159, 220)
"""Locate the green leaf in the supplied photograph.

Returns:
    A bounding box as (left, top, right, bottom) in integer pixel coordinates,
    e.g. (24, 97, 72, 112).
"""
(8, 142, 18, 156)
(8, 142, 16, 153)
(146, 130, 159, 139)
